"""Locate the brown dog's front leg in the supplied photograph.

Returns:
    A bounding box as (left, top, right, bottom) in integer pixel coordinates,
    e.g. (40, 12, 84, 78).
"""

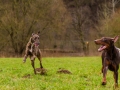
(102, 66, 108, 85)
(102, 59, 109, 85)
(114, 71, 118, 88)
(112, 64, 119, 88)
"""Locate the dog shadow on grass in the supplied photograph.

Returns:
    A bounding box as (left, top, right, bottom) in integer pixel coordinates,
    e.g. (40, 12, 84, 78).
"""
(22, 68, 72, 79)
(56, 68, 72, 74)
(22, 68, 47, 78)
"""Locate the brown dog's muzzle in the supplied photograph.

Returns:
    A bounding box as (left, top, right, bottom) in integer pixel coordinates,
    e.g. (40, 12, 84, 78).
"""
(94, 40, 108, 52)
(94, 39, 102, 45)
(94, 40, 98, 45)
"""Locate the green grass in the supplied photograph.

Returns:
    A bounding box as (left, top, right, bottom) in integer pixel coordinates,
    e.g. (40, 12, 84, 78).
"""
(0, 57, 119, 90)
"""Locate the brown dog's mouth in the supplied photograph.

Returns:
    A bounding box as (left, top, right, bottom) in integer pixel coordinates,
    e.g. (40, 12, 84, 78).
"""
(98, 45, 107, 52)
(94, 40, 107, 52)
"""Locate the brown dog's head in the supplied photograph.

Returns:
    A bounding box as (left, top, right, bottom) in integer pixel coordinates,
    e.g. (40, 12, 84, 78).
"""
(94, 36, 119, 52)
(30, 31, 40, 46)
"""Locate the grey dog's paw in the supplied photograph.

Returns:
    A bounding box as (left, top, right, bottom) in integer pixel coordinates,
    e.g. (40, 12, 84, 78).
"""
(23, 60, 26, 63)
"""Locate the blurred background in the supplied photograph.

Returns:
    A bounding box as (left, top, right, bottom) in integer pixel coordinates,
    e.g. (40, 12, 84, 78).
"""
(0, 0, 120, 57)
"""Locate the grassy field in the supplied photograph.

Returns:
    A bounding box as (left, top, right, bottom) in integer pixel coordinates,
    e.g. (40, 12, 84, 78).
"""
(0, 57, 119, 90)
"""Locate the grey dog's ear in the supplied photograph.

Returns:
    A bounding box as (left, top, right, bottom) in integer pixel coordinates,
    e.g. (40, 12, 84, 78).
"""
(32, 33, 35, 36)
(29, 37, 33, 43)
(37, 31, 40, 35)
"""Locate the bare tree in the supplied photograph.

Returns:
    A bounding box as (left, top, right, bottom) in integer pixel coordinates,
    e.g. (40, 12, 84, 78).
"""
(112, 0, 120, 14)
(66, 0, 91, 54)
(0, 0, 53, 55)
(0, 0, 70, 56)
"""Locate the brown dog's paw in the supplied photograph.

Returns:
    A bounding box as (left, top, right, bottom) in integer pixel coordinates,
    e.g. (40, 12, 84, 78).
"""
(102, 82, 107, 85)
(114, 83, 118, 88)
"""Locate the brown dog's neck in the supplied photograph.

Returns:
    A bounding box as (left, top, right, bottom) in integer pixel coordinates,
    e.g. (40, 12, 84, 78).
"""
(105, 45, 117, 60)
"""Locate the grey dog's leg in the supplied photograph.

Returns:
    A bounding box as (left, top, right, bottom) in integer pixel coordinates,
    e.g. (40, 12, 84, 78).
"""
(37, 50, 43, 68)
(31, 60, 36, 74)
(30, 55, 36, 74)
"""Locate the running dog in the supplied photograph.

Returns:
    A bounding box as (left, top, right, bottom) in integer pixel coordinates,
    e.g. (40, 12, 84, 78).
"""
(23, 31, 43, 74)
(94, 36, 120, 87)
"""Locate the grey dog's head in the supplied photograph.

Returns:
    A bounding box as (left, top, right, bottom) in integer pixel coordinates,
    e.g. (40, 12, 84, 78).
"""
(30, 31, 40, 46)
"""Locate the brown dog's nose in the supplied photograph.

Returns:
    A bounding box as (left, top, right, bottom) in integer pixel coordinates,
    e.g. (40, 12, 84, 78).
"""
(94, 40, 97, 44)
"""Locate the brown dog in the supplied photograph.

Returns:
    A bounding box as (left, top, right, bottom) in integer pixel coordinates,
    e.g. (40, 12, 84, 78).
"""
(23, 31, 43, 74)
(94, 36, 120, 87)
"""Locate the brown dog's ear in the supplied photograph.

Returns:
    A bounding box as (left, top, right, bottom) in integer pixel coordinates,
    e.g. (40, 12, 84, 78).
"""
(112, 36, 119, 43)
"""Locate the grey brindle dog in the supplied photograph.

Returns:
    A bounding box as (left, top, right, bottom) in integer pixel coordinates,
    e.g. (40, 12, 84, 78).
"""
(23, 31, 43, 74)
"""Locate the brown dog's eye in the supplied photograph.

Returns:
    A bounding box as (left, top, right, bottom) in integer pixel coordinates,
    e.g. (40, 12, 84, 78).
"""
(102, 38, 107, 42)
(102, 38, 105, 41)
